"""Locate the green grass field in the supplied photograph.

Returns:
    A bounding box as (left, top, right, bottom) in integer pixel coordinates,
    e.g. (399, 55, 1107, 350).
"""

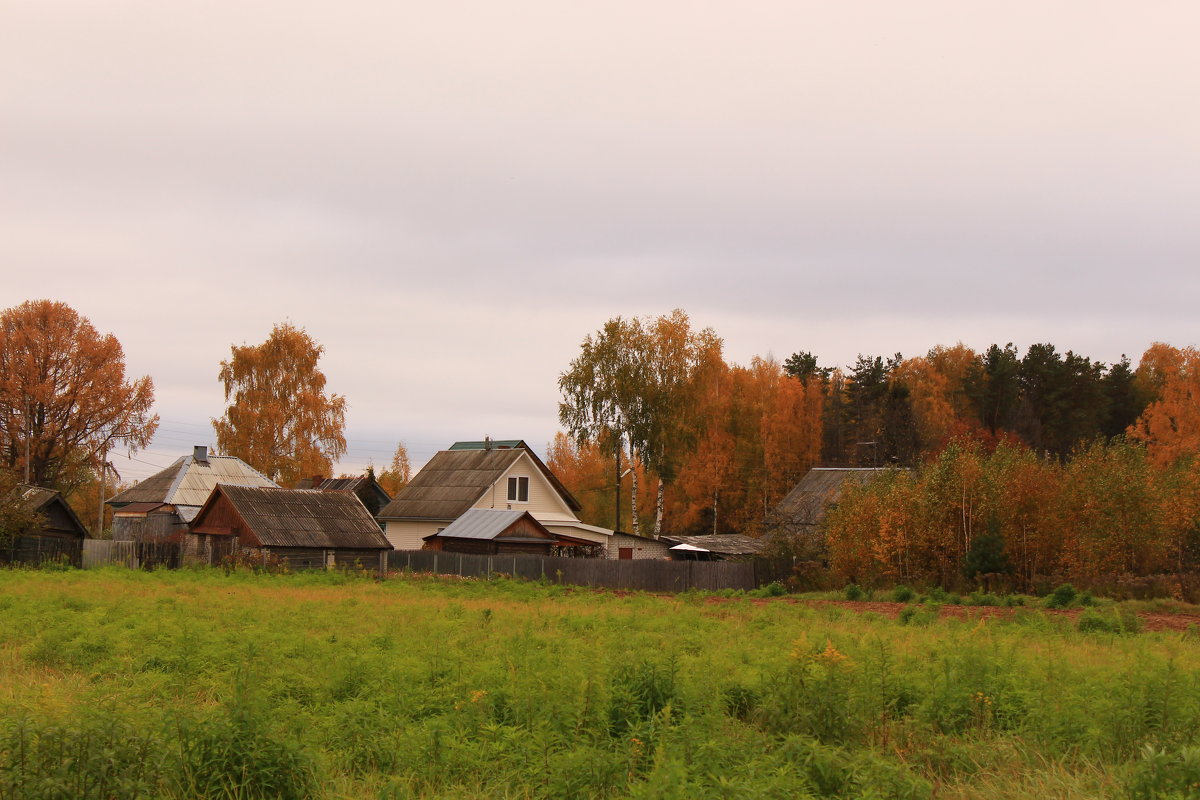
(2, 568, 1199, 799)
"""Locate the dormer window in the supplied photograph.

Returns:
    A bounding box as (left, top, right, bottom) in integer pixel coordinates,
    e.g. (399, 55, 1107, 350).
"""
(507, 476, 529, 503)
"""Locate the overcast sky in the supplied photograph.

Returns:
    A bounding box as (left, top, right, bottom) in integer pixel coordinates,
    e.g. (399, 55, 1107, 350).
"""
(4, 1, 1198, 483)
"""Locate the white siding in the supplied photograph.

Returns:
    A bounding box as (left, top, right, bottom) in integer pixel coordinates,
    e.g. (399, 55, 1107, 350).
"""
(471, 452, 577, 520)
(385, 519, 445, 550)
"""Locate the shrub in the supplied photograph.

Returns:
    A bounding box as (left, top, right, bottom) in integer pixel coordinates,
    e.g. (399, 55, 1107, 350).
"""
(1126, 744, 1200, 800)
(892, 585, 915, 603)
(1077, 609, 1123, 635)
(753, 581, 786, 598)
(967, 592, 1000, 607)
(844, 584, 865, 601)
(1045, 583, 1078, 609)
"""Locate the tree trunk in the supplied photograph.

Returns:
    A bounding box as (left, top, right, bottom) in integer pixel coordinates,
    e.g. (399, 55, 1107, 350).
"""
(628, 441, 640, 536)
(654, 480, 664, 538)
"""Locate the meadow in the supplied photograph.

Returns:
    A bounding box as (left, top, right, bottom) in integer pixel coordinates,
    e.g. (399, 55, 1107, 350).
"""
(1, 569, 1199, 799)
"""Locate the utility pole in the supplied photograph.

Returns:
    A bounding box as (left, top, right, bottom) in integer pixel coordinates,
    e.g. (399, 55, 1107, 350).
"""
(96, 445, 106, 536)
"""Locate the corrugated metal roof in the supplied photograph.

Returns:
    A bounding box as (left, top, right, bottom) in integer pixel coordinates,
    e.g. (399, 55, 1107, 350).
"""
(108, 453, 278, 506)
(772, 468, 891, 525)
(212, 486, 390, 549)
(378, 443, 581, 519)
(660, 534, 767, 556)
(377, 449, 524, 520)
(433, 508, 529, 540)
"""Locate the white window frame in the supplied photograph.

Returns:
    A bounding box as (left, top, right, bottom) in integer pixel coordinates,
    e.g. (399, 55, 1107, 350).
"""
(507, 476, 529, 503)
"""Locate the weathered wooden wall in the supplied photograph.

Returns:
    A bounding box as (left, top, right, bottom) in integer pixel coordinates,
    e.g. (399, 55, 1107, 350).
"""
(2, 534, 83, 568)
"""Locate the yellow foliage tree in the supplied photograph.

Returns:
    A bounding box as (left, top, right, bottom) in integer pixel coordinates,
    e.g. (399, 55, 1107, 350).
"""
(377, 441, 412, 497)
(212, 323, 346, 486)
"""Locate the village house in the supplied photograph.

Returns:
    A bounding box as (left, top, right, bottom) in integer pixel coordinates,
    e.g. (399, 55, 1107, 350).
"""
(106, 446, 278, 541)
(187, 484, 391, 570)
(378, 439, 668, 559)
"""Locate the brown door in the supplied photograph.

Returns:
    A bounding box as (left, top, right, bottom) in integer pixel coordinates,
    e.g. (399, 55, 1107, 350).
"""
(618, 547, 633, 560)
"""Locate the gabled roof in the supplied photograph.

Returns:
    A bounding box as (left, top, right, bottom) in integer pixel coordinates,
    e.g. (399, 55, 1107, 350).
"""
(108, 453, 278, 507)
(14, 484, 89, 537)
(426, 508, 552, 542)
(378, 443, 581, 520)
(772, 467, 891, 526)
(193, 486, 390, 549)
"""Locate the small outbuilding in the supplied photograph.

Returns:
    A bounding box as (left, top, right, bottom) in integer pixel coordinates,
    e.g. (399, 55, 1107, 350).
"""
(188, 485, 391, 570)
(2, 485, 90, 567)
(422, 508, 594, 556)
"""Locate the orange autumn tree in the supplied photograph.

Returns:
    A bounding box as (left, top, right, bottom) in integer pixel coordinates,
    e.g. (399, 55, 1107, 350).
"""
(213, 322, 347, 486)
(0, 300, 158, 494)
(1130, 343, 1200, 467)
(892, 344, 981, 452)
(668, 353, 736, 535)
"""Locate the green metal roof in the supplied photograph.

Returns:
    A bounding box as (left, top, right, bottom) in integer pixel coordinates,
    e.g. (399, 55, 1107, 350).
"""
(448, 441, 528, 453)
(448, 440, 527, 451)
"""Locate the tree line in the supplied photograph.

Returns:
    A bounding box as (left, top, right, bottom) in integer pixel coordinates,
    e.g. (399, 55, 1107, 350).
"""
(555, 310, 1200, 552)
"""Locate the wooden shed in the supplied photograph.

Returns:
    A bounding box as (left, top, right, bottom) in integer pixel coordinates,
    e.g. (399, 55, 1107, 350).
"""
(188, 485, 391, 570)
(2, 485, 90, 567)
(422, 508, 592, 556)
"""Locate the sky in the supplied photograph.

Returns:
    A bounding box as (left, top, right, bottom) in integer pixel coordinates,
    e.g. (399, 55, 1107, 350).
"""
(3, 1, 1198, 484)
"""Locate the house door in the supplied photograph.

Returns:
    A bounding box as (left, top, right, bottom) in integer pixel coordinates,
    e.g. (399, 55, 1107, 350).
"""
(618, 547, 633, 560)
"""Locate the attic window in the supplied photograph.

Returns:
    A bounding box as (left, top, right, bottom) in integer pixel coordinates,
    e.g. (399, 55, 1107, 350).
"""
(507, 476, 529, 503)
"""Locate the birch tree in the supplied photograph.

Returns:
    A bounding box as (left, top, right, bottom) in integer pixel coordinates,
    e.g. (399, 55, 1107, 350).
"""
(212, 322, 346, 486)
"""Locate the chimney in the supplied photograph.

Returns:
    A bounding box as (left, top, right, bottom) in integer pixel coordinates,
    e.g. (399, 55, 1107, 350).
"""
(484, 435, 492, 451)
(194, 445, 208, 464)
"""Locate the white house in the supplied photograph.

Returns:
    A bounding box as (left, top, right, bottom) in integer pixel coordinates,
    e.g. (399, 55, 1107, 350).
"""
(378, 440, 667, 560)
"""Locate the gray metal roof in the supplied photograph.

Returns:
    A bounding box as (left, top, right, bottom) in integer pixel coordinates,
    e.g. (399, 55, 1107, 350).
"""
(108, 453, 278, 507)
(432, 508, 531, 540)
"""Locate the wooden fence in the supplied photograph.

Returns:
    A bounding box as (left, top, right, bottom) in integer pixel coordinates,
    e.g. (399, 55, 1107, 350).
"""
(82, 540, 182, 570)
(2, 535, 83, 568)
(387, 550, 776, 593)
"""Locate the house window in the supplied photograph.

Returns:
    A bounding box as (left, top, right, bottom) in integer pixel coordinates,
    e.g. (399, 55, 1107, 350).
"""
(507, 476, 529, 502)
